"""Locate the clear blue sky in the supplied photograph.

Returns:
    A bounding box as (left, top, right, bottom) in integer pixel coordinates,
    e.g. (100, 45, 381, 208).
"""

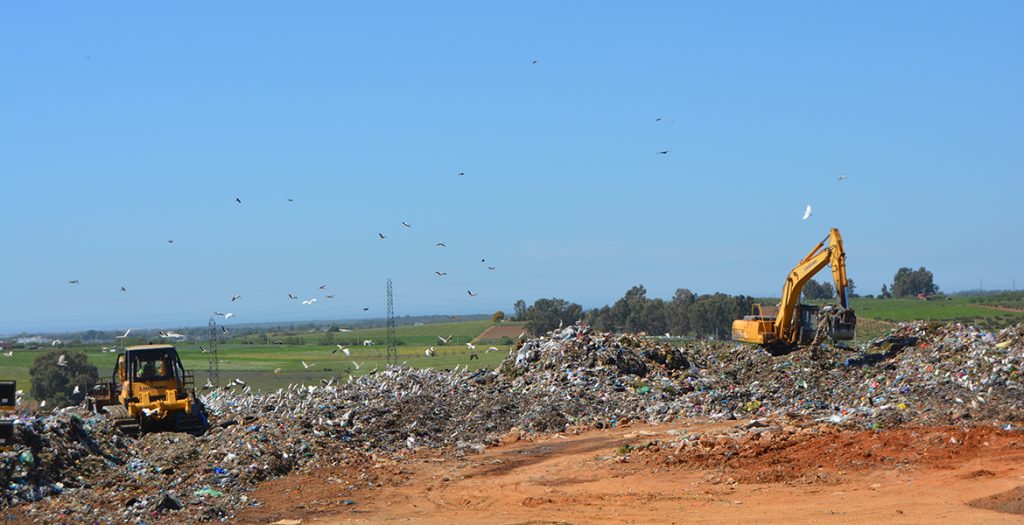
(2, 2, 1021, 333)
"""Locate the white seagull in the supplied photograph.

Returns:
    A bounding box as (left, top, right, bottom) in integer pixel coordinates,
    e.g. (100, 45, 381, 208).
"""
(302, 298, 317, 305)
(425, 347, 436, 357)
(302, 360, 316, 369)
(57, 354, 67, 367)
(802, 205, 813, 220)
(116, 328, 132, 339)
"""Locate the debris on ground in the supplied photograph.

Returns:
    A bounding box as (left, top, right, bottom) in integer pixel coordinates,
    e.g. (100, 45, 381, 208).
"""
(2, 321, 1022, 522)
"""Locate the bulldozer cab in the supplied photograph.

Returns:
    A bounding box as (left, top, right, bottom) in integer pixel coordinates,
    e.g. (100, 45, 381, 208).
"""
(116, 345, 190, 398)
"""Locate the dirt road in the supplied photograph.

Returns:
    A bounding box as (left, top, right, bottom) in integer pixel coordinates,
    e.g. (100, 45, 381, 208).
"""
(238, 421, 1024, 524)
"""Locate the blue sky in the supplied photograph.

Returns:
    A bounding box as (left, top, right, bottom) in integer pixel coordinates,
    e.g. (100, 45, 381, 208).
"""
(2, 2, 1021, 333)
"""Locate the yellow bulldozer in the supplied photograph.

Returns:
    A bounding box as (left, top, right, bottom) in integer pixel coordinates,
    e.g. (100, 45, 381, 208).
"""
(732, 227, 857, 354)
(87, 344, 207, 434)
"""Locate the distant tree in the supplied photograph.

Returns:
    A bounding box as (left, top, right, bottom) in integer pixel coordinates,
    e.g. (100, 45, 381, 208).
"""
(513, 299, 528, 321)
(525, 298, 583, 335)
(880, 284, 892, 298)
(891, 267, 939, 298)
(667, 288, 696, 335)
(30, 350, 98, 408)
(802, 279, 835, 301)
(846, 278, 858, 298)
(491, 310, 506, 323)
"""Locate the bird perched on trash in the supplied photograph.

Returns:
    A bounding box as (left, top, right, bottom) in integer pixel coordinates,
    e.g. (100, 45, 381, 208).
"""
(802, 204, 813, 220)
(425, 347, 436, 357)
(351, 361, 363, 370)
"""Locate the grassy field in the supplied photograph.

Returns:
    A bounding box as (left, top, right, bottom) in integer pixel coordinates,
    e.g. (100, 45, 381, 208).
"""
(2, 342, 510, 403)
(849, 296, 1024, 328)
(3, 320, 510, 403)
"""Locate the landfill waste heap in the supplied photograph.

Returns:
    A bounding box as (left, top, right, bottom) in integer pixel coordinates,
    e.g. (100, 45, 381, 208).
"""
(2, 321, 1022, 523)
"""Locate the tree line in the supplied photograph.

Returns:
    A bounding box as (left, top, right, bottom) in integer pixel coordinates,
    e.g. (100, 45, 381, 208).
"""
(514, 285, 755, 340)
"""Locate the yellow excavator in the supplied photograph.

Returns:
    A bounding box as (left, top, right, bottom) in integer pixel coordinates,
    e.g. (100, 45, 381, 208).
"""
(732, 227, 857, 354)
(87, 344, 207, 434)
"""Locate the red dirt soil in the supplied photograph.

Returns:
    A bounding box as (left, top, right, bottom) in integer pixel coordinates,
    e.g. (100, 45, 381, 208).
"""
(475, 325, 527, 342)
(237, 421, 1024, 525)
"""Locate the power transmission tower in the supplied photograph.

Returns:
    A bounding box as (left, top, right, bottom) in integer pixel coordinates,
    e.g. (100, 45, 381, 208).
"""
(207, 317, 220, 388)
(386, 279, 397, 365)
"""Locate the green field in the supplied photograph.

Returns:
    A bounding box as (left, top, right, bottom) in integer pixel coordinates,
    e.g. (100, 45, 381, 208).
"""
(3, 320, 511, 403)
(849, 296, 1024, 327)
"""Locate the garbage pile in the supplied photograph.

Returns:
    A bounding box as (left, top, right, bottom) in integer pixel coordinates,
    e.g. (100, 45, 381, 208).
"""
(2, 321, 1022, 522)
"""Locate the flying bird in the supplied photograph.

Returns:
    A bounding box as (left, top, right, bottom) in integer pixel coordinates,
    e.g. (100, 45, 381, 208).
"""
(67, 280, 79, 285)
(435, 271, 447, 276)
(335, 345, 350, 356)
(72, 385, 80, 395)
(656, 117, 662, 122)
(235, 197, 242, 204)
(487, 266, 496, 271)
(223, 313, 235, 319)
(802, 205, 813, 220)
(656, 150, 669, 155)
(214, 311, 227, 317)
(838, 173, 847, 182)
(351, 361, 363, 370)
(200, 345, 209, 353)
(362, 307, 369, 311)
(402, 221, 411, 228)
(2, 351, 12, 357)
(378, 233, 386, 239)
(320, 284, 327, 290)
(325, 294, 335, 299)
(438, 335, 453, 344)
(288, 293, 298, 299)
(273, 368, 282, 374)
(457, 172, 465, 176)
(302, 360, 315, 369)
(57, 354, 67, 367)
(116, 328, 132, 339)
(221, 326, 228, 334)
(436, 242, 446, 247)
(159, 331, 184, 338)
(532, 59, 539, 64)
(120, 286, 127, 292)
(425, 347, 436, 357)
(231, 294, 241, 302)
(467, 290, 478, 297)
(287, 198, 294, 202)
(167, 240, 174, 244)
(302, 298, 317, 305)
